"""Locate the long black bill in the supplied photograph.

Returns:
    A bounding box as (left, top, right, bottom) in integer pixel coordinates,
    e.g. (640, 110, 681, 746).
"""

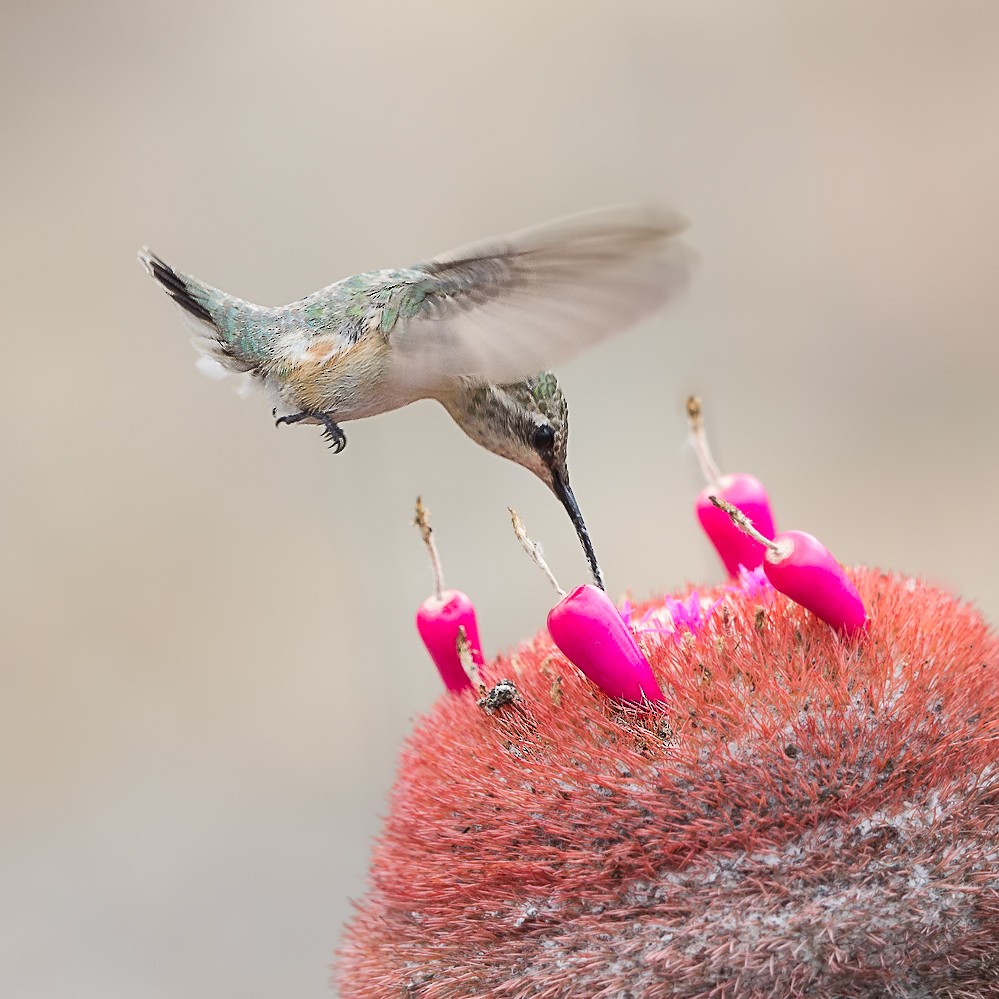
(552, 469, 605, 590)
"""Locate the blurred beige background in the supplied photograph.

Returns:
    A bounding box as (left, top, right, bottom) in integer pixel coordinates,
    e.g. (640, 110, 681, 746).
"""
(2, 1, 998, 996)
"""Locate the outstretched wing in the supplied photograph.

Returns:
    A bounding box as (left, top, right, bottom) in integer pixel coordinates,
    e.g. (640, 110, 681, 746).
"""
(385, 206, 696, 389)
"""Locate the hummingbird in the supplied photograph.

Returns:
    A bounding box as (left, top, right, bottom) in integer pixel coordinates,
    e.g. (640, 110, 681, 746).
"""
(139, 207, 695, 588)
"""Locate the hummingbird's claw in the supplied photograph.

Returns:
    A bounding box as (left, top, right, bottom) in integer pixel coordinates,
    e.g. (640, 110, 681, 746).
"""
(322, 422, 347, 453)
(273, 410, 347, 454)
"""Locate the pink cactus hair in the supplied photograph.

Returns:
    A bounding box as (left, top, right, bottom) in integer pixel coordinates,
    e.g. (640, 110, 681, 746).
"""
(336, 567, 999, 997)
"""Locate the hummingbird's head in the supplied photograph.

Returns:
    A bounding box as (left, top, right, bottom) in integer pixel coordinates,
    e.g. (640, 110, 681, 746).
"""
(440, 373, 605, 589)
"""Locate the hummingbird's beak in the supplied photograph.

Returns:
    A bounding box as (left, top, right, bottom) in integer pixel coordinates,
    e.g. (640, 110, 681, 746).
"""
(550, 468, 605, 590)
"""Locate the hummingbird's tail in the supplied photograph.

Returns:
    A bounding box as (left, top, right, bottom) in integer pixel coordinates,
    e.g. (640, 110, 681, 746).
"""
(138, 249, 258, 376)
(138, 249, 216, 327)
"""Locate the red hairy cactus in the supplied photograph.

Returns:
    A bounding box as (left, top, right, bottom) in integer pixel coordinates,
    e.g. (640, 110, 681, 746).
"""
(336, 569, 999, 998)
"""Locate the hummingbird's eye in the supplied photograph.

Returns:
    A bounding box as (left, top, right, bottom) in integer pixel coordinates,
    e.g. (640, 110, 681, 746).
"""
(532, 424, 556, 453)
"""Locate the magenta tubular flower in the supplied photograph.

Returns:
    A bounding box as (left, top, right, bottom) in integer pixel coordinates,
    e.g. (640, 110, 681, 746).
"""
(685, 398, 776, 576)
(762, 530, 867, 636)
(709, 496, 866, 636)
(547, 584, 665, 703)
(696, 472, 776, 575)
(412, 497, 485, 693)
(415, 590, 483, 693)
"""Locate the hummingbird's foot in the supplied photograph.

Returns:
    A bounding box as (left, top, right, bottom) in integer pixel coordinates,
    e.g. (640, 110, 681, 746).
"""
(319, 417, 347, 453)
(274, 411, 347, 454)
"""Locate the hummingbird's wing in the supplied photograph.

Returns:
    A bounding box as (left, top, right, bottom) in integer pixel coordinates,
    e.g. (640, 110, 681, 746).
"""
(384, 206, 696, 389)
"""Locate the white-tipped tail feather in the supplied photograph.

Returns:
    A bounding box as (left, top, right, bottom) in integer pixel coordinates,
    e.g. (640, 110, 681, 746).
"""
(138, 248, 258, 377)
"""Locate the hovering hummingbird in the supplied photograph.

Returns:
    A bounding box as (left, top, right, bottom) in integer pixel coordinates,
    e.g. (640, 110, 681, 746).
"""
(139, 207, 695, 588)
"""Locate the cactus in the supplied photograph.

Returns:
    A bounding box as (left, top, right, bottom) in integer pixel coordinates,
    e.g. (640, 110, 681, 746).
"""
(336, 568, 999, 998)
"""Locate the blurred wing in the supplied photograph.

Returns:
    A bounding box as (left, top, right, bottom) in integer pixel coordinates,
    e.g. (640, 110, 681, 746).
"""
(385, 206, 697, 389)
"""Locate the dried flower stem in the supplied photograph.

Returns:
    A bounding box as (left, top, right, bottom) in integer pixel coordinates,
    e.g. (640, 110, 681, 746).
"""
(414, 496, 444, 601)
(709, 495, 779, 552)
(455, 625, 482, 688)
(686, 395, 723, 486)
(509, 508, 566, 598)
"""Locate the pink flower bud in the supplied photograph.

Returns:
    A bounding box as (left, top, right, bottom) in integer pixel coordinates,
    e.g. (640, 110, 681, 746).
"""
(416, 590, 484, 693)
(547, 584, 666, 703)
(696, 473, 775, 575)
(763, 530, 867, 635)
